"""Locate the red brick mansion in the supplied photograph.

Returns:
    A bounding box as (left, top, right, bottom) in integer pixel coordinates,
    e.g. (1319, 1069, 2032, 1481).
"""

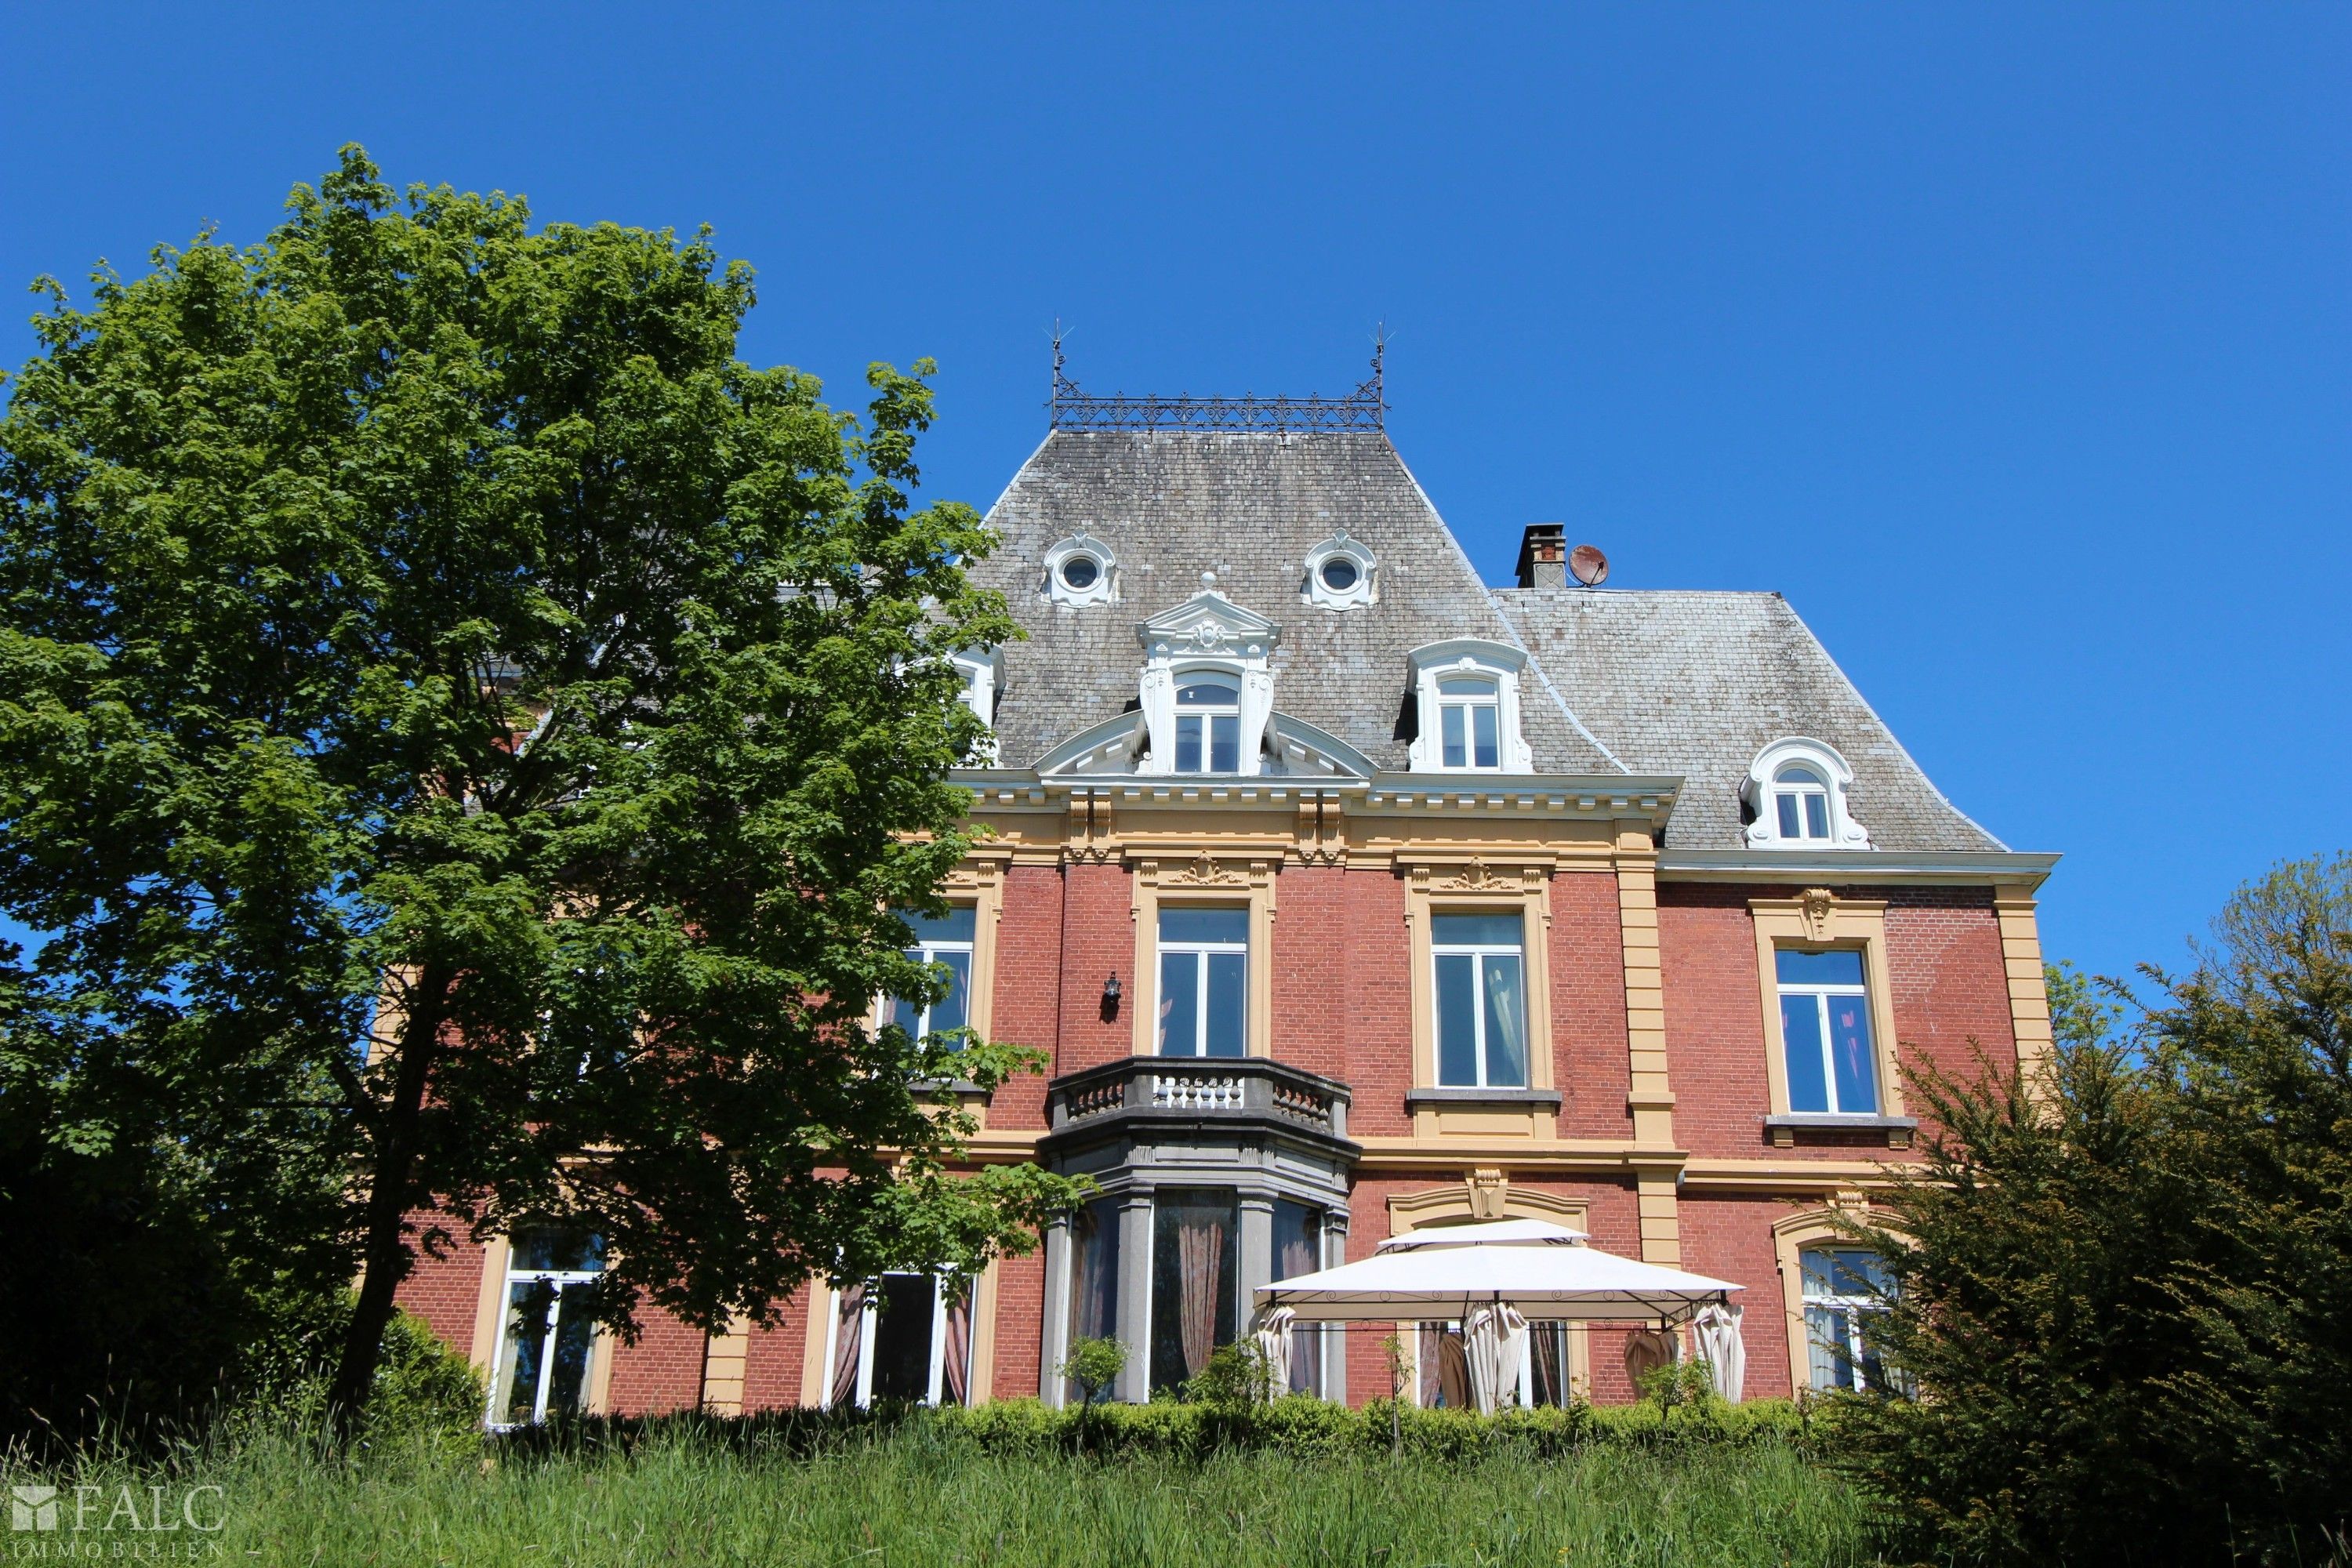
(394, 369, 2056, 1422)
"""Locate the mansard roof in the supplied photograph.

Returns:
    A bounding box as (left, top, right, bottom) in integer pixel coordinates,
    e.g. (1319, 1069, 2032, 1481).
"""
(1492, 588, 2004, 852)
(965, 426, 2005, 853)
(966, 431, 1619, 775)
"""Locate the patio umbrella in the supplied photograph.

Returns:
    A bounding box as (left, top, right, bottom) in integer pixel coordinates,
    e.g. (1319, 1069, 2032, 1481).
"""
(1693, 1304, 1747, 1403)
(1461, 1304, 1530, 1415)
(1256, 1218, 1741, 1326)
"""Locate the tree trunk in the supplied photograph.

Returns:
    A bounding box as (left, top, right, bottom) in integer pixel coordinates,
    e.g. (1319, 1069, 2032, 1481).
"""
(325, 965, 451, 1439)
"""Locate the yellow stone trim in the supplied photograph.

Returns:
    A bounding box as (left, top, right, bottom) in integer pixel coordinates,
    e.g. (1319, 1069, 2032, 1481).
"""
(1749, 892, 1907, 1127)
(1994, 893, 2056, 1092)
(1769, 1197, 1881, 1399)
(701, 1315, 751, 1415)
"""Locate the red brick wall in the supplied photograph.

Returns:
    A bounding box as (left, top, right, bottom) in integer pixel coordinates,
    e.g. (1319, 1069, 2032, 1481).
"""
(740, 1290, 813, 1411)
(1271, 865, 1350, 1081)
(1335, 868, 1414, 1135)
(604, 1308, 709, 1416)
(1551, 870, 1633, 1137)
(1657, 887, 1776, 1157)
(987, 862, 1065, 1130)
(1886, 888, 2016, 1094)
(1054, 861, 1132, 1074)
(1677, 1193, 1799, 1400)
(990, 1249, 1047, 1401)
(390, 1218, 489, 1356)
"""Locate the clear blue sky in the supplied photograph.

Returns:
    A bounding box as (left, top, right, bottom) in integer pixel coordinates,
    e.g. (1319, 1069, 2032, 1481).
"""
(5, 4, 2346, 988)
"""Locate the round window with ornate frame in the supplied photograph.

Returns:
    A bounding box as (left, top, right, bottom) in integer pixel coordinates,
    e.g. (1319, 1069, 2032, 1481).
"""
(1302, 533, 1377, 611)
(1042, 533, 1117, 608)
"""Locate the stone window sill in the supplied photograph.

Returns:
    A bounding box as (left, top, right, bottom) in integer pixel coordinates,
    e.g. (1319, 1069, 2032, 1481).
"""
(1764, 1113, 1918, 1149)
(1406, 1087, 1565, 1111)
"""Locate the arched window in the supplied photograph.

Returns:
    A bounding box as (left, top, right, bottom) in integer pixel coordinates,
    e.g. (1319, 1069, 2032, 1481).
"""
(1174, 672, 1242, 773)
(1744, 739, 1871, 849)
(1406, 641, 1533, 773)
(1799, 1247, 1898, 1393)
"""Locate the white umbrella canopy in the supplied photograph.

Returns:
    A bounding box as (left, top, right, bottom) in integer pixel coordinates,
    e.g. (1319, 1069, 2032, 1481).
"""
(1256, 1219, 1742, 1326)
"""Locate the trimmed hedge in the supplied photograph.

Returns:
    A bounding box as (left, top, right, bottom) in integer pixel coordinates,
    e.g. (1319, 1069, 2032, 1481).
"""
(497, 1394, 1817, 1462)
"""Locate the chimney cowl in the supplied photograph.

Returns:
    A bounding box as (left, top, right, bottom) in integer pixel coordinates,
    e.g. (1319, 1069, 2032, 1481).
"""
(1515, 523, 1569, 589)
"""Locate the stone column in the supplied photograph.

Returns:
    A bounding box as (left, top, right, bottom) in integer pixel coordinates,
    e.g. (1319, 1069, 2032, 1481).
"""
(1236, 1192, 1276, 1332)
(1114, 1188, 1156, 1403)
(1319, 1208, 1351, 1402)
(1037, 1211, 1072, 1406)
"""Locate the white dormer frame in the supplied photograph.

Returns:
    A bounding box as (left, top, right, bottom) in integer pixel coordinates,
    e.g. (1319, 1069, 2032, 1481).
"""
(1135, 588, 1279, 776)
(1743, 737, 1872, 849)
(947, 647, 1004, 764)
(1405, 640, 1534, 773)
(1042, 534, 1118, 608)
(1301, 532, 1377, 612)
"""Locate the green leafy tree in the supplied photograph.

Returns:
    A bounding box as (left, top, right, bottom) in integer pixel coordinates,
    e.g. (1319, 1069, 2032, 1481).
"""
(0, 147, 1077, 1435)
(1830, 866, 2352, 1566)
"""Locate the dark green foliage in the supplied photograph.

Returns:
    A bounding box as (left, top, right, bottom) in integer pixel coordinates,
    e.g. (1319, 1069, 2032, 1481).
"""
(0, 146, 1079, 1434)
(1829, 858, 2352, 1566)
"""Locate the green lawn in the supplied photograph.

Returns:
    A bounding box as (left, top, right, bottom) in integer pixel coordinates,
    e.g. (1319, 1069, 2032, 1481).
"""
(63, 1428, 1880, 1567)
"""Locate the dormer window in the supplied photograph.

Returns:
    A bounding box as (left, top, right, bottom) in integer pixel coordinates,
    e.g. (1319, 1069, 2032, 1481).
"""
(1302, 533, 1377, 611)
(1405, 641, 1534, 773)
(1173, 673, 1242, 773)
(1043, 534, 1118, 608)
(1436, 676, 1501, 770)
(1744, 739, 1871, 849)
(946, 648, 1003, 764)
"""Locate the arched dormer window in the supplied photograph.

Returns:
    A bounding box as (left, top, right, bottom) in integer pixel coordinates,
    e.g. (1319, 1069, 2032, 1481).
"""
(1405, 641, 1534, 773)
(1172, 670, 1242, 773)
(1744, 739, 1871, 849)
(947, 648, 1003, 765)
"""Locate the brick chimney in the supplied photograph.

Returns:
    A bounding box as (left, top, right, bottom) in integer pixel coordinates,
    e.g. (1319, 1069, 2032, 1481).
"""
(1515, 523, 1567, 589)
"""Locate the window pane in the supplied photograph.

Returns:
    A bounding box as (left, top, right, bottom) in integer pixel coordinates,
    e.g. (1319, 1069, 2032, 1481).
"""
(1160, 907, 1248, 944)
(1203, 951, 1246, 1057)
(1777, 948, 1865, 985)
(497, 1282, 554, 1424)
(1472, 706, 1499, 768)
(1436, 953, 1479, 1085)
(1441, 705, 1466, 768)
(1159, 951, 1200, 1054)
(1828, 996, 1878, 1112)
(1175, 714, 1202, 772)
(1806, 1304, 1853, 1390)
(903, 906, 976, 943)
(871, 1273, 938, 1403)
(1804, 793, 1830, 839)
(1272, 1200, 1323, 1392)
(1150, 1191, 1238, 1394)
(545, 1284, 595, 1415)
(1436, 676, 1494, 695)
(929, 949, 971, 1039)
(1432, 913, 1523, 949)
(1777, 765, 1825, 786)
(1776, 793, 1802, 839)
(1068, 1197, 1120, 1347)
(1782, 994, 1831, 1112)
(511, 1229, 602, 1273)
(1480, 954, 1528, 1086)
(1177, 678, 1237, 706)
(1209, 713, 1239, 773)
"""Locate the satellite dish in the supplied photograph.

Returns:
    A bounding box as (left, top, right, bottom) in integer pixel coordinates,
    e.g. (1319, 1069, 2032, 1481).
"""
(1570, 543, 1610, 587)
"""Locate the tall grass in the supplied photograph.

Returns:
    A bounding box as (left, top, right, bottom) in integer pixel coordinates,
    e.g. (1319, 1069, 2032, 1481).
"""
(22, 1421, 1879, 1566)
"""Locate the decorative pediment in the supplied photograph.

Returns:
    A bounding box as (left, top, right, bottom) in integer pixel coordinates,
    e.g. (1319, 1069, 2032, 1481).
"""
(1135, 586, 1280, 660)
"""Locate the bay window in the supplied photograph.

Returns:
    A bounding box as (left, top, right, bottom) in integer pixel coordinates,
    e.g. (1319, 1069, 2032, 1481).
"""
(1149, 1189, 1239, 1394)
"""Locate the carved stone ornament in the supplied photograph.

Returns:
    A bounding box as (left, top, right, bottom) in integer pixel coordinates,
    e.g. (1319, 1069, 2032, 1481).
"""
(1797, 887, 1837, 942)
(1437, 858, 1534, 894)
(1467, 1167, 1510, 1219)
(1166, 853, 1251, 887)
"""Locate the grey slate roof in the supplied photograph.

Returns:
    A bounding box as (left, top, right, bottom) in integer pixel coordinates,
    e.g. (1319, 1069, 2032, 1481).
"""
(1493, 589, 2005, 852)
(969, 432, 1618, 775)
(971, 429, 2003, 853)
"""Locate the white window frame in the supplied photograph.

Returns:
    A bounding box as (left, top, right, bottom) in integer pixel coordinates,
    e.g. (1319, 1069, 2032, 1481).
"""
(1431, 915, 1529, 1088)
(1743, 738, 1871, 848)
(826, 1272, 969, 1408)
(892, 907, 976, 1043)
(487, 1241, 602, 1428)
(1799, 1247, 1892, 1392)
(1777, 949, 1880, 1116)
(1435, 675, 1503, 771)
(1405, 641, 1534, 773)
(946, 648, 1003, 764)
(1155, 907, 1249, 1058)
(1171, 671, 1243, 774)
(1042, 534, 1118, 608)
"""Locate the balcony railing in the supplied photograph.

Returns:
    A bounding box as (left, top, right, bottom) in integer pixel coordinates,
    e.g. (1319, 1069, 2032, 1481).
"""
(1046, 1057, 1352, 1141)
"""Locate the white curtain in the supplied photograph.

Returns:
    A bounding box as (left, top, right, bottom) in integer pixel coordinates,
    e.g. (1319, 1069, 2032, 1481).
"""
(1251, 1306, 1294, 1398)
(1461, 1304, 1530, 1416)
(1693, 1305, 1746, 1403)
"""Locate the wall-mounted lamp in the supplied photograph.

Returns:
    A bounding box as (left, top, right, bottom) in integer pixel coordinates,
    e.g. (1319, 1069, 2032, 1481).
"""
(1100, 971, 1122, 1022)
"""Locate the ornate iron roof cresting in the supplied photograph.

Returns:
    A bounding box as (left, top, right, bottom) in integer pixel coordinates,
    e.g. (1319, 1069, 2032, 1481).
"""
(1047, 333, 1385, 434)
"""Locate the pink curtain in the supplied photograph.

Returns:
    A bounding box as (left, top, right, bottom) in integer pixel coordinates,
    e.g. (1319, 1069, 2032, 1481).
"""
(942, 1286, 972, 1406)
(828, 1283, 865, 1407)
(1417, 1324, 1472, 1408)
(1177, 1212, 1226, 1377)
